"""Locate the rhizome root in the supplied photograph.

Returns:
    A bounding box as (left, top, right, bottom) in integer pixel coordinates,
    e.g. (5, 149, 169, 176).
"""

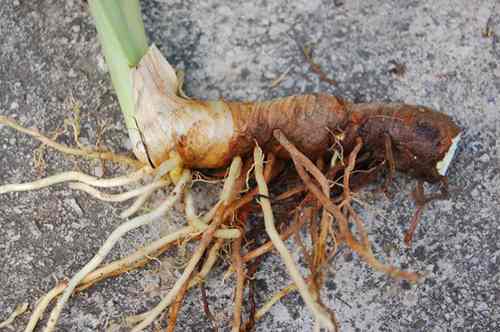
(0, 116, 422, 331)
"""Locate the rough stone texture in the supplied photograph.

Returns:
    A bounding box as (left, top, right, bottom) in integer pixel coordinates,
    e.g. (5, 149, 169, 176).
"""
(1, 0, 498, 331)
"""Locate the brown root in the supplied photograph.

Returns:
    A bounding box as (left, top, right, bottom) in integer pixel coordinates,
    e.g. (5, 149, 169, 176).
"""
(274, 129, 421, 283)
(404, 179, 449, 246)
(165, 275, 189, 332)
(241, 256, 261, 332)
(200, 282, 218, 331)
(381, 134, 396, 197)
(231, 236, 245, 332)
(302, 45, 337, 86)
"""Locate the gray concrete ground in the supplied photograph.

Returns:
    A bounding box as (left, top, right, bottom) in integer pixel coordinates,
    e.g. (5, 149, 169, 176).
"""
(1, 0, 499, 331)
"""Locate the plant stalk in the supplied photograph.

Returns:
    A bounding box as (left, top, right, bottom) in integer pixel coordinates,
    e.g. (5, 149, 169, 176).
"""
(88, 0, 148, 135)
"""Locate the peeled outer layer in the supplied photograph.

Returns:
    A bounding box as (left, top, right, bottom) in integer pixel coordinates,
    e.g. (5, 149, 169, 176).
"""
(132, 45, 235, 168)
(132, 45, 461, 182)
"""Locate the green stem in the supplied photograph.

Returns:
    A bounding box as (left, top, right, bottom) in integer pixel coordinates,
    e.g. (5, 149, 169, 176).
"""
(88, 0, 148, 134)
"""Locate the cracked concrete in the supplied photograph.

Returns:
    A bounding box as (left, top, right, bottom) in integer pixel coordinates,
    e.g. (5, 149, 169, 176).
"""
(1, 0, 499, 331)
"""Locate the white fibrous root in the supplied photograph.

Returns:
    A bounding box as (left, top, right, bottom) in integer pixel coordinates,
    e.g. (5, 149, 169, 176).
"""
(69, 180, 169, 202)
(120, 190, 155, 218)
(0, 168, 149, 194)
(121, 155, 180, 218)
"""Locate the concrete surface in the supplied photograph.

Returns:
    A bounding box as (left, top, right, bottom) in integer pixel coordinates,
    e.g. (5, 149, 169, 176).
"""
(1, 0, 499, 331)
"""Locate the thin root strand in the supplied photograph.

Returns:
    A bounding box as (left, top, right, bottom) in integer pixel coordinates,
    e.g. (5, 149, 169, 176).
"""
(69, 180, 169, 202)
(0, 115, 142, 168)
(0, 168, 149, 195)
(231, 236, 245, 332)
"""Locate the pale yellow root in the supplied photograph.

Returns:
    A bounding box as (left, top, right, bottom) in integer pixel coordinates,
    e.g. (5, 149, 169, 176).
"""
(201, 201, 222, 223)
(0, 168, 149, 194)
(253, 146, 334, 331)
(255, 283, 297, 320)
(184, 155, 242, 239)
(120, 157, 179, 218)
(187, 239, 224, 289)
(223, 211, 308, 278)
(25, 283, 66, 332)
(129, 157, 242, 332)
(219, 157, 243, 203)
(182, 155, 241, 237)
(0, 115, 142, 168)
(42, 167, 190, 332)
(313, 321, 321, 332)
(125, 311, 152, 328)
(0, 302, 28, 330)
(68, 180, 169, 202)
(120, 190, 154, 218)
(185, 191, 241, 239)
